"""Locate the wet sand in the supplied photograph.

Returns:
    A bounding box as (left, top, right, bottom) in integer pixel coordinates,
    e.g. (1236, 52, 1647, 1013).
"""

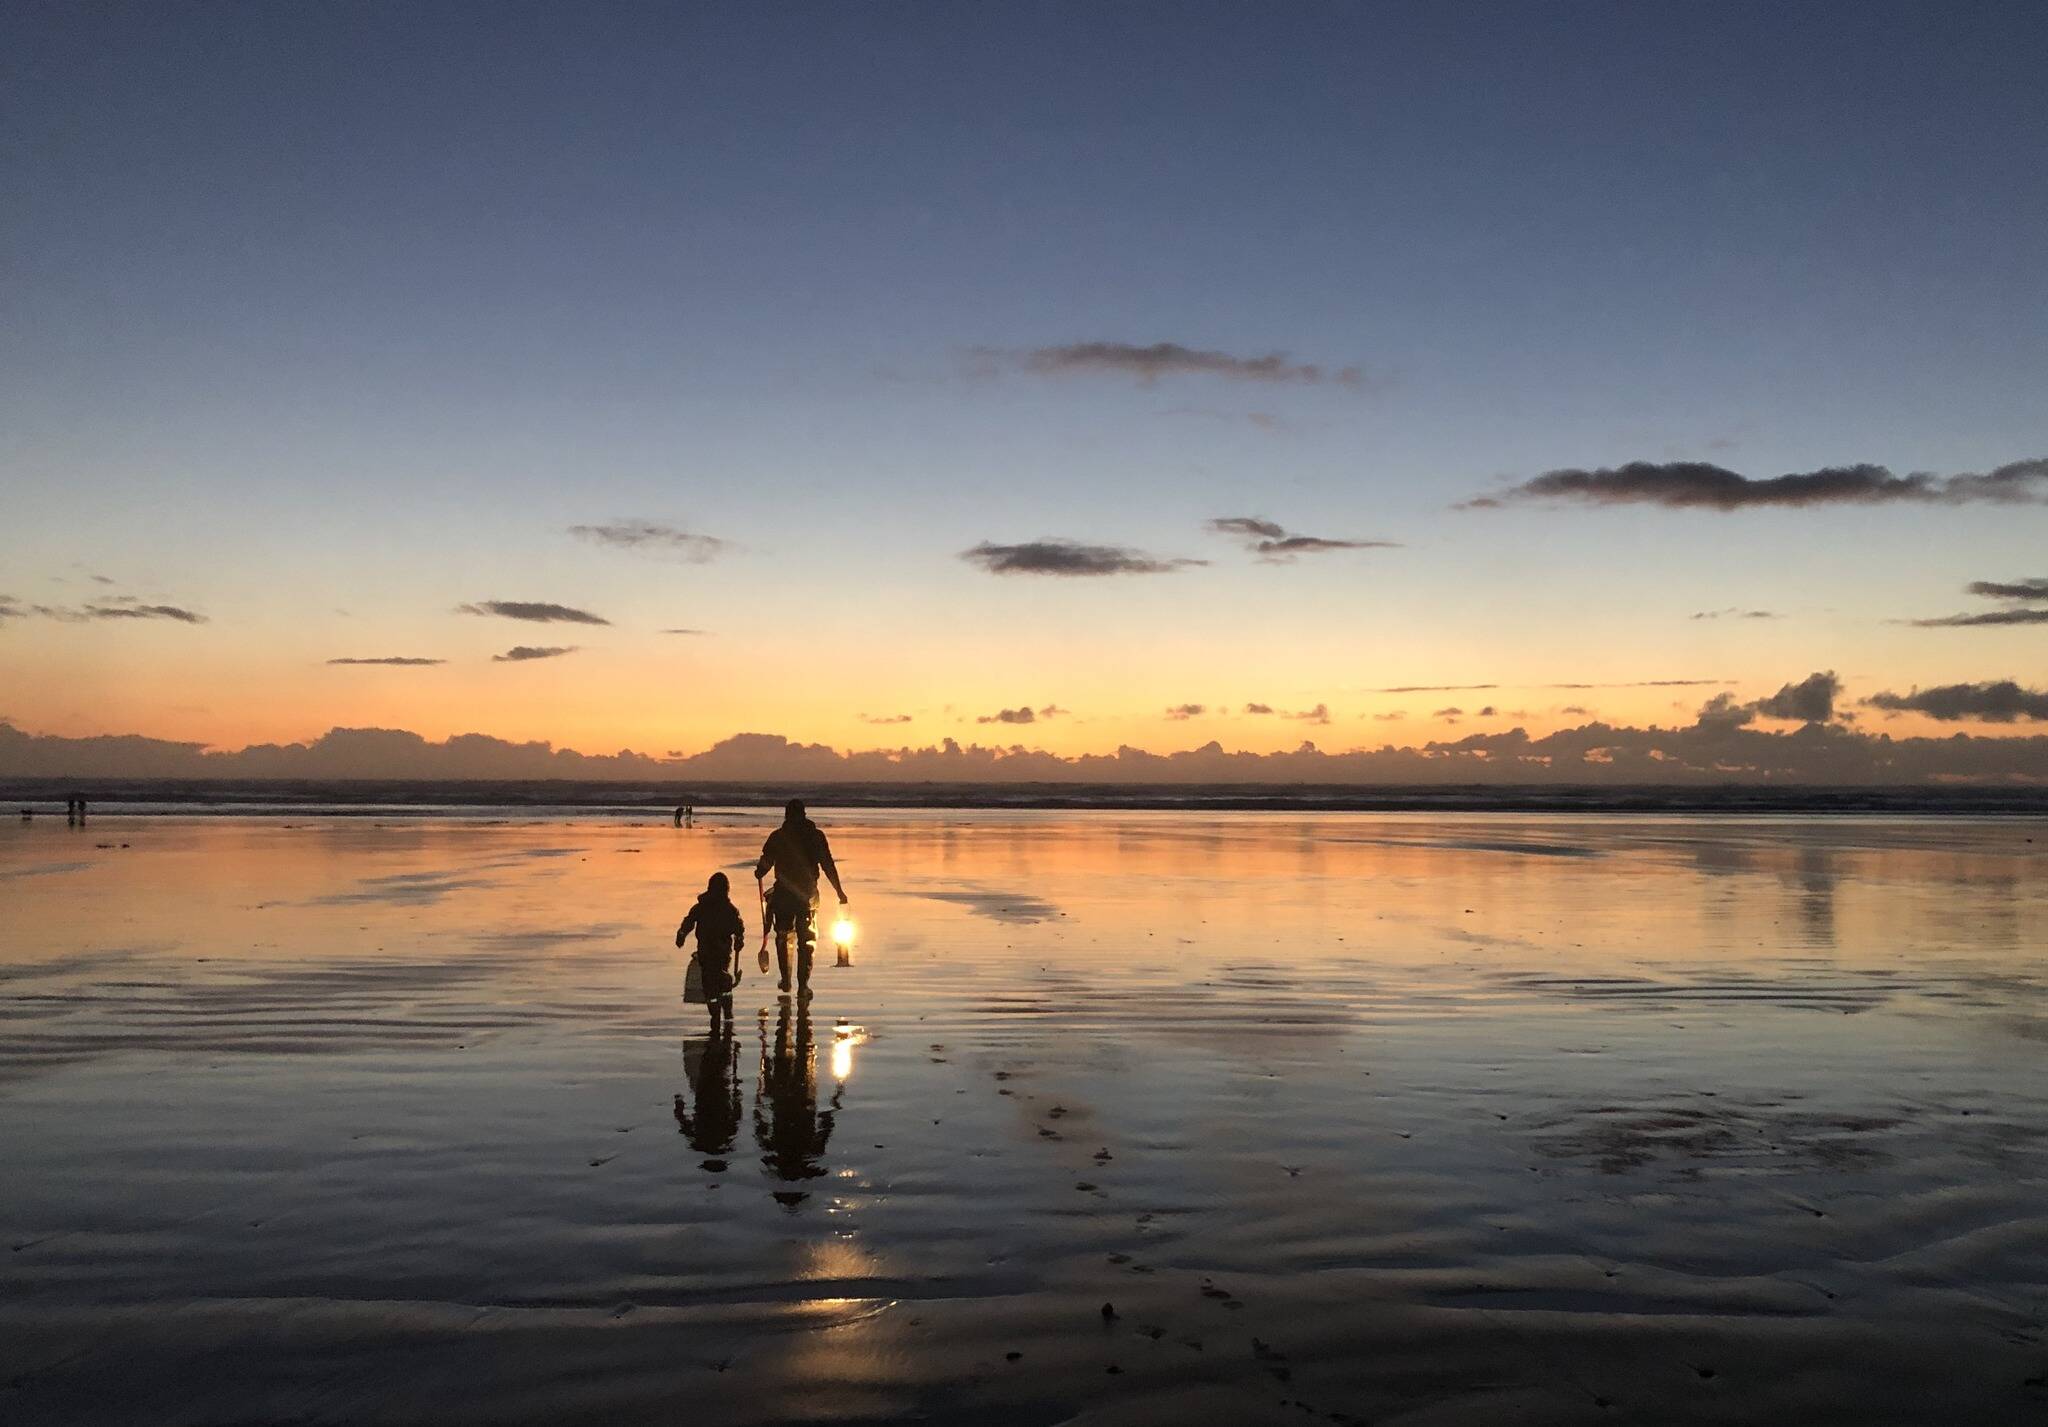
(3, 811, 2045, 1424)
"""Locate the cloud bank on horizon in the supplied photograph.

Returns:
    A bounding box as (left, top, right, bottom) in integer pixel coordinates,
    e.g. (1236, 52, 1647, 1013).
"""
(7, 676, 2045, 785)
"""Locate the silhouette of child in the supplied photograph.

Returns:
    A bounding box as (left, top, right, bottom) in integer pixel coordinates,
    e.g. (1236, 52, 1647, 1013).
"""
(677, 871, 746, 1022)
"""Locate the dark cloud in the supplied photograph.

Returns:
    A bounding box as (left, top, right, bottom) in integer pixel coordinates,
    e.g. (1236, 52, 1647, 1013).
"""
(1911, 608, 2048, 628)
(1751, 671, 1841, 723)
(1477, 706, 1498, 717)
(1692, 608, 1780, 620)
(1369, 683, 1499, 694)
(457, 600, 610, 625)
(1911, 578, 2048, 627)
(978, 706, 1037, 725)
(1245, 700, 1328, 722)
(987, 341, 1365, 388)
(660, 627, 707, 636)
(1371, 711, 1407, 721)
(569, 521, 731, 563)
(859, 713, 912, 725)
(327, 657, 445, 666)
(1462, 457, 2048, 511)
(1866, 681, 2048, 723)
(1434, 707, 1464, 719)
(0, 595, 208, 624)
(88, 601, 207, 623)
(1207, 516, 1400, 561)
(1967, 578, 2048, 601)
(1561, 705, 1592, 716)
(1694, 692, 1754, 730)
(493, 645, 578, 662)
(1165, 703, 1207, 720)
(961, 540, 1204, 577)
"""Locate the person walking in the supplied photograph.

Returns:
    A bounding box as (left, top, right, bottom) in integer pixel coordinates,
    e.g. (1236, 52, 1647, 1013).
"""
(753, 799, 847, 997)
(676, 871, 746, 1027)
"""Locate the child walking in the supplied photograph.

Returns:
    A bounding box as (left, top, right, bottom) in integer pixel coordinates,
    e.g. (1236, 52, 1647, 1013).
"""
(677, 871, 746, 1024)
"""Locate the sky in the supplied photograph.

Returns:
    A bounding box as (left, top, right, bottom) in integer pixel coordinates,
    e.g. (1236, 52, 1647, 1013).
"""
(3, 2, 2046, 781)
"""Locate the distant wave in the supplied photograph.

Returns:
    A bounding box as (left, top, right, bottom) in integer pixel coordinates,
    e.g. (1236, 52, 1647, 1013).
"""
(6, 779, 2046, 815)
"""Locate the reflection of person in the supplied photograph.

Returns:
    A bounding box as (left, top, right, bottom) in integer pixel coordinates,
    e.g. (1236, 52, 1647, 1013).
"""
(676, 872, 746, 1025)
(675, 1020, 742, 1157)
(754, 999, 838, 1194)
(753, 799, 847, 996)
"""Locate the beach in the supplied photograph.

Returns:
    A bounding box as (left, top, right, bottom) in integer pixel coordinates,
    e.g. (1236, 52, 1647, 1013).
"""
(3, 809, 2045, 1424)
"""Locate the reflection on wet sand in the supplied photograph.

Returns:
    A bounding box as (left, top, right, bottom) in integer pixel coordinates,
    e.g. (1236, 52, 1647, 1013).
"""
(676, 1023, 743, 1166)
(2, 811, 2046, 1423)
(755, 1000, 839, 1203)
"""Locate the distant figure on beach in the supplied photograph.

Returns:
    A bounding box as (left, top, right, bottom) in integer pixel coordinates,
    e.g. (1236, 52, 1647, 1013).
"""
(754, 798, 847, 997)
(674, 1021, 742, 1159)
(754, 999, 837, 1198)
(677, 872, 747, 1026)
(66, 796, 87, 823)
(673, 805, 693, 828)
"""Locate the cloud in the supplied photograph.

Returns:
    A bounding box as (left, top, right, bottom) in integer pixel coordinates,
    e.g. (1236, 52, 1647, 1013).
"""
(1866, 681, 2048, 723)
(1369, 683, 1499, 694)
(978, 706, 1037, 725)
(1751, 671, 1841, 723)
(1966, 578, 2048, 601)
(1461, 457, 2048, 511)
(569, 521, 731, 563)
(1207, 516, 1400, 561)
(493, 645, 578, 662)
(1910, 608, 2048, 628)
(10, 710, 2048, 787)
(1692, 608, 1780, 620)
(1039, 704, 1068, 719)
(1477, 706, 1497, 717)
(327, 657, 446, 666)
(89, 602, 207, 623)
(0, 595, 208, 624)
(1560, 705, 1592, 716)
(1544, 679, 1723, 689)
(660, 627, 707, 636)
(1244, 700, 1329, 722)
(859, 713, 912, 725)
(1433, 707, 1464, 719)
(1911, 577, 2048, 626)
(1165, 704, 1207, 720)
(984, 341, 1366, 388)
(961, 540, 1205, 576)
(457, 600, 610, 625)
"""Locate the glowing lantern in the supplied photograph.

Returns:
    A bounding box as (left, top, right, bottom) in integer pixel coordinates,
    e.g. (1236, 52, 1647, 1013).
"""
(830, 912, 856, 966)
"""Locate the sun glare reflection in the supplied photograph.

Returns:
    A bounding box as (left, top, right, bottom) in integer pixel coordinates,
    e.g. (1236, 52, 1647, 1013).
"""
(831, 1019, 866, 1082)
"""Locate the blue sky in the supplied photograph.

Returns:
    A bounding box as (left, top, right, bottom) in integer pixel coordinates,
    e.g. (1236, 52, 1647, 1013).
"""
(3, 1, 2044, 761)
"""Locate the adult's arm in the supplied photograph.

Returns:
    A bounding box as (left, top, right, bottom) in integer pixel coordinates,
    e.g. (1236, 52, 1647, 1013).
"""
(753, 830, 777, 883)
(676, 905, 699, 948)
(815, 828, 847, 903)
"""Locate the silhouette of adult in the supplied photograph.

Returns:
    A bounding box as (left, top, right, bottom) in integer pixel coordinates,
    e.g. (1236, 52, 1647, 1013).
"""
(753, 798, 846, 996)
(753, 999, 837, 1201)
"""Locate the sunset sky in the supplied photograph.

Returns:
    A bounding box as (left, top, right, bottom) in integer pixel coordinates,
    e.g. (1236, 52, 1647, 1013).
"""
(5, 3, 2045, 777)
